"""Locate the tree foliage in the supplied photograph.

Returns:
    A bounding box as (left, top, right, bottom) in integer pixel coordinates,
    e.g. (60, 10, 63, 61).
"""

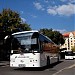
(0, 9, 31, 33)
(0, 9, 31, 60)
(39, 28, 65, 45)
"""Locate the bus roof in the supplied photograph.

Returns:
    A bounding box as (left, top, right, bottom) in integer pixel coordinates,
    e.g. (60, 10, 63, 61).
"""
(12, 30, 38, 35)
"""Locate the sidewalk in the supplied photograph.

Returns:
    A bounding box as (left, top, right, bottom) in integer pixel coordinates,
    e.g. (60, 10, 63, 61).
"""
(0, 61, 9, 67)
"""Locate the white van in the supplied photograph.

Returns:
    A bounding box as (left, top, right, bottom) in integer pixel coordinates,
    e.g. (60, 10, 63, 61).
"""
(73, 52, 75, 59)
(65, 50, 74, 60)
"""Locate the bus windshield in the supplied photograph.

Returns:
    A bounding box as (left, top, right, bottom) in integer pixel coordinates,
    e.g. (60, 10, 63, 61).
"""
(11, 32, 39, 53)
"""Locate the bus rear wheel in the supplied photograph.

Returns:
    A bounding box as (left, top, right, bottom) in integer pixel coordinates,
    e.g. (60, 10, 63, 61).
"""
(47, 56, 50, 66)
(57, 54, 60, 62)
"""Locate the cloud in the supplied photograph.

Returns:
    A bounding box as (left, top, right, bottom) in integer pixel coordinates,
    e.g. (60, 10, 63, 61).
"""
(69, 0, 75, 3)
(60, 0, 75, 3)
(20, 11, 24, 14)
(33, 1, 75, 16)
(53, 29, 67, 33)
(33, 2, 45, 11)
(47, 9, 57, 15)
(31, 15, 37, 18)
(57, 3, 75, 16)
(47, 6, 57, 15)
(47, 3, 75, 16)
(21, 17, 26, 23)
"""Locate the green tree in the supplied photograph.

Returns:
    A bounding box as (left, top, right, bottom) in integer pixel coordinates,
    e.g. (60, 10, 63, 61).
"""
(0, 9, 31, 60)
(39, 28, 65, 45)
(0, 9, 31, 33)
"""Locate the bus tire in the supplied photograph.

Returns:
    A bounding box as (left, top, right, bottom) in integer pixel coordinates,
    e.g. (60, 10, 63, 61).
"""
(47, 56, 50, 66)
(57, 55, 60, 62)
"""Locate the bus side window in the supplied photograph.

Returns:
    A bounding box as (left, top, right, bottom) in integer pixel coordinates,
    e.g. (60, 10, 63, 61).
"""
(40, 41, 44, 53)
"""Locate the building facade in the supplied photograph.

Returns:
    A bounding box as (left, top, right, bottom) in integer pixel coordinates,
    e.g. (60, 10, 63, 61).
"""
(60, 31, 75, 50)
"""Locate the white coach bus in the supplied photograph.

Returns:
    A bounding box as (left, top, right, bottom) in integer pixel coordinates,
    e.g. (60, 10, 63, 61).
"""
(5, 30, 60, 67)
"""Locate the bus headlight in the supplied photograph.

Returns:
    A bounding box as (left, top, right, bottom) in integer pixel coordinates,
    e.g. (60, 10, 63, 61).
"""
(10, 58, 15, 62)
(30, 60, 32, 62)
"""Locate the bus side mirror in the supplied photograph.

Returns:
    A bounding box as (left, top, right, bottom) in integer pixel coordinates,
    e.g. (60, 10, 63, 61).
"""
(11, 50, 13, 54)
(32, 50, 35, 55)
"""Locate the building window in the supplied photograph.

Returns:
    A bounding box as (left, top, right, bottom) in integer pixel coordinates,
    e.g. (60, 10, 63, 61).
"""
(65, 44, 67, 46)
(71, 43, 73, 45)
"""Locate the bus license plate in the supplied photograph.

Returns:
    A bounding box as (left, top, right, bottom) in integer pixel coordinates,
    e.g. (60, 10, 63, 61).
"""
(19, 64, 25, 67)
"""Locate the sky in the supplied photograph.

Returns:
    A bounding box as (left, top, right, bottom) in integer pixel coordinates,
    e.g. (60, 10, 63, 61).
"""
(0, 0, 75, 33)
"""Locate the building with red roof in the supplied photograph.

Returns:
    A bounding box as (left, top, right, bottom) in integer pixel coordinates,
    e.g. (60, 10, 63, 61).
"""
(60, 31, 75, 50)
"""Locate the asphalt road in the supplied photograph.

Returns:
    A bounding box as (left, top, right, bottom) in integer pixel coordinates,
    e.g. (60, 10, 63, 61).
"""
(0, 59, 75, 75)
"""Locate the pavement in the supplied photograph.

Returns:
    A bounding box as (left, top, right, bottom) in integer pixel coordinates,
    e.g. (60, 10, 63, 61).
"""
(0, 61, 9, 67)
(0, 59, 75, 75)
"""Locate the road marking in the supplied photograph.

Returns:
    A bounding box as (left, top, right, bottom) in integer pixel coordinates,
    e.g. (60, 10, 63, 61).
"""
(52, 64, 75, 75)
